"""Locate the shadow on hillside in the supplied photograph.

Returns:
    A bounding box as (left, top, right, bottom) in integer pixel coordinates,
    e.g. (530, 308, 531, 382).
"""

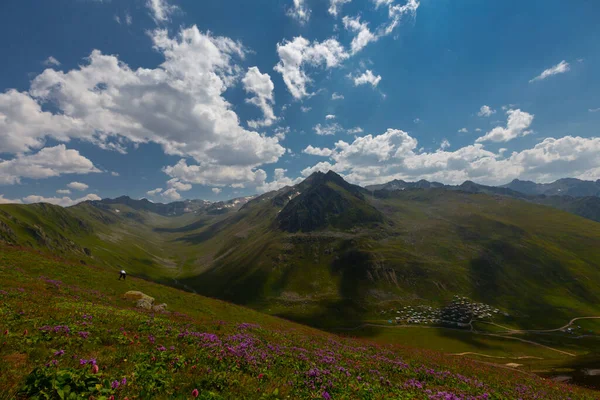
(437, 233, 600, 352)
(434, 325, 501, 352)
(174, 213, 246, 245)
(153, 219, 208, 233)
(176, 237, 272, 306)
(275, 242, 384, 338)
(535, 353, 600, 390)
(470, 240, 598, 325)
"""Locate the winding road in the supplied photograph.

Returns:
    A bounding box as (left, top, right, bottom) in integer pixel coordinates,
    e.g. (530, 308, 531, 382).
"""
(476, 316, 600, 335)
(335, 315, 600, 360)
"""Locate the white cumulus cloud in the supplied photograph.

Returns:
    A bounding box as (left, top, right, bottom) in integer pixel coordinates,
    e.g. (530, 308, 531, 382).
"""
(167, 178, 192, 192)
(0, 194, 22, 204)
(147, 188, 163, 196)
(163, 159, 268, 188)
(22, 193, 101, 207)
(302, 128, 600, 186)
(146, 0, 178, 23)
(211, 187, 222, 194)
(314, 123, 343, 136)
(344, 0, 419, 53)
(67, 181, 89, 191)
(0, 26, 285, 187)
(372, 0, 394, 7)
(352, 70, 382, 87)
(243, 67, 277, 128)
(256, 168, 302, 193)
(329, 0, 352, 17)
(274, 36, 349, 99)
(43, 56, 61, 67)
(287, 0, 310, 24)
(303, 145, 333, 157)
(161, 188, 181, 201)
(478, 105, 496, 117)
(0, 145, 100, 185)
(476, 109, 534, 143)
(343, 16, 377, 54)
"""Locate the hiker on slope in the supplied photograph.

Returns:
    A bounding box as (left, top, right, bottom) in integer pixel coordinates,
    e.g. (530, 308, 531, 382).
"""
(119, 270, 127, 280)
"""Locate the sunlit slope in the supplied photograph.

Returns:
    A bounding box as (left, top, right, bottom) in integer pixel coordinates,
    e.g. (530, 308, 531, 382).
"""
(0, 201, 228, 281)
(1, 245, 596, 399)
(1, 172, 600, 332)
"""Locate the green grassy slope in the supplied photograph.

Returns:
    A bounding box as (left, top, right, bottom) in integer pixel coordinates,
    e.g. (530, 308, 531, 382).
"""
(362, 190, 600, 327)
(0, 201, 237, 282)
(2, 175, 600, 377)
(2, 181, 600, 334)
(534, 195, 600, 223)
(1, 245, 596, 399)
(175, 188, 600, 333)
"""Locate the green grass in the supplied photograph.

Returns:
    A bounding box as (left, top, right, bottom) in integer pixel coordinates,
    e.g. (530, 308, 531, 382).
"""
(351, 326, 571, 359)
(3, 186, 600, 389)
(1, 245, 598, 399)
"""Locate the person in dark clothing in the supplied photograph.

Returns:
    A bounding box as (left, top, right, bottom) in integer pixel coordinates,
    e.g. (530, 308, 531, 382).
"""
(119, 270, 127, 280)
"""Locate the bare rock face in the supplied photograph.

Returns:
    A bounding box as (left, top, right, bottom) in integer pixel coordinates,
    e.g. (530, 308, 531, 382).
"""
(123, 291, 165, 311)
(136, 298, 153, 310)
(152, 303, 168, 312)
(123, 291, 155, 303)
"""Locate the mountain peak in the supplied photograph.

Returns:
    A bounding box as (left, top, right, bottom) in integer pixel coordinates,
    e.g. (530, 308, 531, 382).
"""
(300, 170, 360, 193)
(305, 170, 344, 182)
(509, 178, 535, 184)
(278, 171, 382, 232)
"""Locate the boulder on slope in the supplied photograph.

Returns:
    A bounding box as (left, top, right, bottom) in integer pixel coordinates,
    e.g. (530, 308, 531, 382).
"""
(123, 291, 155, 304)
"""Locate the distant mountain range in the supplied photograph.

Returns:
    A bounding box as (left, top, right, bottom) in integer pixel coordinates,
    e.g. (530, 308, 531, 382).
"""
(367, 177, 600, 223)
(502, 178, 600, 197)
(365, 179, 446, 191)
(90, 195, 254, 217)
(367, 177, 600, 197)
(88, 177, 599, 220)
(1, 170, 600, 334)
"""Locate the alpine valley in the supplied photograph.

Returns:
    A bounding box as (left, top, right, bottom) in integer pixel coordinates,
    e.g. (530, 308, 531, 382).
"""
(3, 173, 600, 386)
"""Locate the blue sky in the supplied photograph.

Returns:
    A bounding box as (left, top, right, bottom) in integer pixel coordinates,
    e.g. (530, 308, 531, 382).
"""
(1, 0, 599, 205)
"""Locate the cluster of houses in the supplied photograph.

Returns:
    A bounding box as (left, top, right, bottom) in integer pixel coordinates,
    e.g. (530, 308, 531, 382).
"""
(382, 296, 505, 327)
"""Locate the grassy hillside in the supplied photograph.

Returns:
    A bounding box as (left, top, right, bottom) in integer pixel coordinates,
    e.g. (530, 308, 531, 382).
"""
(2, 174, 600, 385)
(0, 201, 234, 282)
(2, 180, 600, 333)
(176, 187, 600, 333)
(366, 189, 600, 329)
(1, 245, 596, 399)
(534, 196, 600, 223)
